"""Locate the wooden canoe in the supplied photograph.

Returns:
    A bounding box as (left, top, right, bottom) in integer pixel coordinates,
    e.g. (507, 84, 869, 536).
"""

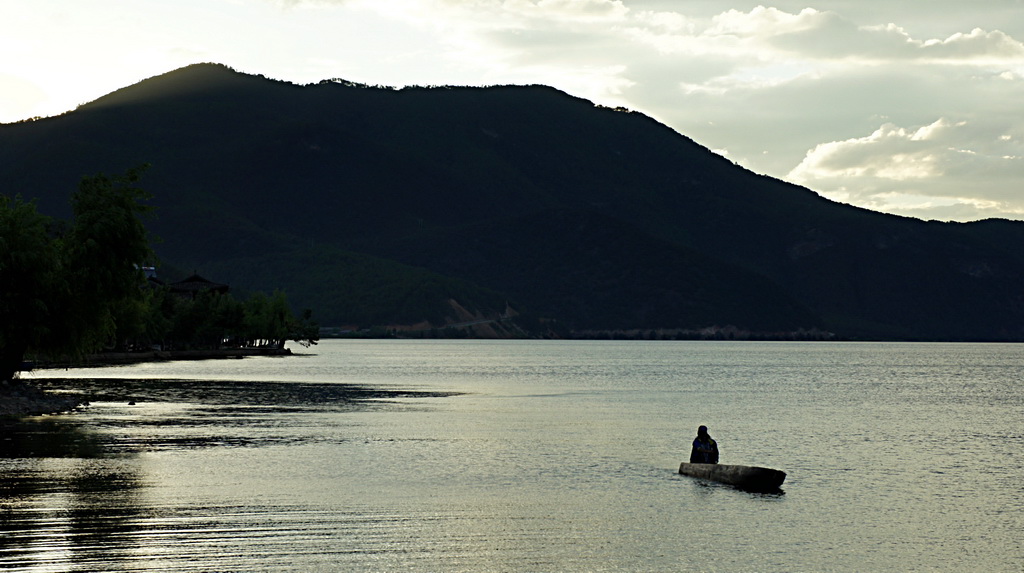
(678, 462, 786, 492)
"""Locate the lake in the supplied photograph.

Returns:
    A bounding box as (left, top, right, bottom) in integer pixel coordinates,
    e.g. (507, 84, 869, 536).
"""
(4, 340, 1023, 571)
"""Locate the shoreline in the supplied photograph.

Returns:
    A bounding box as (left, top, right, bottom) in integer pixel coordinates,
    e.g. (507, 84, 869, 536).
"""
(0, 381, 86, 419)
(5, 347, 293, 419)
(33, 346, 292, 369)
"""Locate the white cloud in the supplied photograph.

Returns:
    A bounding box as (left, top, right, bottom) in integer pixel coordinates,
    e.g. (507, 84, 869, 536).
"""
(511, 0, 631, 22)
(776, 21, 1024, 63)
(919, 27, 1024, 59)
(788, 118, 1024, 220)
(790, 119, 955, 182)
(710, 5, 827, 38)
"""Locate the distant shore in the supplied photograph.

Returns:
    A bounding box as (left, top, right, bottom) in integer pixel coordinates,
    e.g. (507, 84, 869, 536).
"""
(4, 347, 293, 419)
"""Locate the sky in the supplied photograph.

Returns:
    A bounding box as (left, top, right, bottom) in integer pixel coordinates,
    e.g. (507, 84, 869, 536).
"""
(3, 1, 1024, 222)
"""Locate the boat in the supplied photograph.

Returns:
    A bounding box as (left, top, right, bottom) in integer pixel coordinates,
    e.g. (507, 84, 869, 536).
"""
(678, 462, 786, 492)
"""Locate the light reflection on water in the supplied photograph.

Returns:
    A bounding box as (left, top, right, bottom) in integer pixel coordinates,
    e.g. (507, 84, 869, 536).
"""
(4, 340, 1024, 571)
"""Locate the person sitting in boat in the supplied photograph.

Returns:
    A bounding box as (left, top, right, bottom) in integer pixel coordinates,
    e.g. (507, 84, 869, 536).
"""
(689, 425, 719, 464)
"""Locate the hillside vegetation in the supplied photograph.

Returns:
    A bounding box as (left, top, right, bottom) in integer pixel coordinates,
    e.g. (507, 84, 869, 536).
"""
(3, 63, 1023, 340)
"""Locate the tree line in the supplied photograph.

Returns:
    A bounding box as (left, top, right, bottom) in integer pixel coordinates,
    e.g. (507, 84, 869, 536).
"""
(119, 286, 318, 352)
(0, 166, 317, 383)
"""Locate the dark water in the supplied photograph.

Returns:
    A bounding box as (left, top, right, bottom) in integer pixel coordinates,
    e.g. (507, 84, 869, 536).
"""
(4, 340, 1023, 571)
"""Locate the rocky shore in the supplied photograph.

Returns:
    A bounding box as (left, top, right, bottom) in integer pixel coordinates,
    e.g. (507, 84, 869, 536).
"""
(0, 381, 86, 418)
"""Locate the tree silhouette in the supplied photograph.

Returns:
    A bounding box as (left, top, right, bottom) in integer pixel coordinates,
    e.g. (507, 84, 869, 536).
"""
(0, 166, 154, 382)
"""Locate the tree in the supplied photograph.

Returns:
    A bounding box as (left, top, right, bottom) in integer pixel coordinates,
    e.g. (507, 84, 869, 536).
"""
(242, 291, 289, 348)
(0, 196, 63, 382)
(287, 307, 320, 348)
(0, 167, 154, 382)
(129, 286, 316, 351)
(58, 166, 154, 355)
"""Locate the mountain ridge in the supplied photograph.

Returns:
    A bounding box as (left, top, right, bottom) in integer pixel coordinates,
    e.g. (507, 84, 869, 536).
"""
(3, 63, 1022, 340)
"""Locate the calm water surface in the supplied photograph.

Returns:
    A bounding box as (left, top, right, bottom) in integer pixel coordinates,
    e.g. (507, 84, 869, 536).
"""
(4, 340, 1023, 571)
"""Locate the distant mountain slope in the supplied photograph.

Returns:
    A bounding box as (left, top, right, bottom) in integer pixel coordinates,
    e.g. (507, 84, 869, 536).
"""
(2, 63, 1022, 340)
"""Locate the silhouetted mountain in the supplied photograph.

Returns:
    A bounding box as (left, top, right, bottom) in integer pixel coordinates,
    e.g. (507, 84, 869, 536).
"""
(3, 63, 1023, 340)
